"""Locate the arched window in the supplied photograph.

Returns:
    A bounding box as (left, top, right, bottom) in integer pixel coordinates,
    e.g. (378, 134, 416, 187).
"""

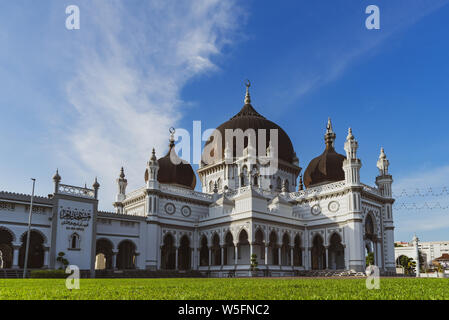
(276, 177, 282, 190)
(70, 233, 80, 249)
(285, 180, 289, 192)
(209, 181, 214, 193)
(217, 178, 222, 191)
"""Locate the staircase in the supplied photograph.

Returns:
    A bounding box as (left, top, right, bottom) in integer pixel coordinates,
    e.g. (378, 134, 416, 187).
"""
(95, 269, 205, 279)
(0, 269, 29, 278)
(296, 270, 366, 277)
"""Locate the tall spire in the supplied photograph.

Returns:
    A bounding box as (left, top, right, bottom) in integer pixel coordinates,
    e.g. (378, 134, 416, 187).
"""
(119, 167, 125, 179)
(244, 79, 251, 105)
(324, 117, 336, 149)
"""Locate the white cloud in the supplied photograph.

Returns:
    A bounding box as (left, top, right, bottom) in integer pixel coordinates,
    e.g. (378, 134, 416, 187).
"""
(58, 0, 244, 210)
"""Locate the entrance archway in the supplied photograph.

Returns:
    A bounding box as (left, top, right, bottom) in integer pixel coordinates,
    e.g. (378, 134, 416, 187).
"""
(328, 233, 345, 270)
(281, 233, 290, 265)
(95, 239, 113, 269)
(293, 234, 302, 266)
(224, 232, 234, 265)
(311, 235, 325, 270)
(254, 229, 265, 262)
(269, 231, 278, 265)
(178, 235, 191, 270)
(161, 233, 176, 270)
(0, 228, 14, 268)
(116, 240, 136, 269)
(19, 230, 44, 269)
(237, 229, 250, 264)
(211, 233, 221, 265)
(199, 236, 208, 266)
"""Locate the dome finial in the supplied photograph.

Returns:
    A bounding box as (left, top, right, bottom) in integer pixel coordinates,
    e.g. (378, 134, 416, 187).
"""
(244, 79, 251, 105)
(151, 148, 157, 161)
(324, 117, 336, 149)
(120, 167, 125, 179)
(169, 127, 176, 148)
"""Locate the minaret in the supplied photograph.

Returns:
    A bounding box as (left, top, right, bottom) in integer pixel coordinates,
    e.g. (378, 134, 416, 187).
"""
(145, 148, 159, 190)
(342, 127, 364, 271)
(343, 128, 361, 185)
(376, 147, 392, 197)
(114, 167, 127, 214)
(375, 147, 395, 272)
(145, 148, 160, 218)
(53, 169, 61, 194)
(92, 177, 100, 200)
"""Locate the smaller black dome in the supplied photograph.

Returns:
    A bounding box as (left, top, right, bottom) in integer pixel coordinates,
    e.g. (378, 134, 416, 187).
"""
(303, 119, 346, 188)
(146, 137, 196, 190)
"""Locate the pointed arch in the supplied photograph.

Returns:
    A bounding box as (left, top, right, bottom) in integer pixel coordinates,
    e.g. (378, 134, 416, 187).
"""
(328, 233, 345, 270)
(293, 234, 302, 266)
(311, 234, 326, 270)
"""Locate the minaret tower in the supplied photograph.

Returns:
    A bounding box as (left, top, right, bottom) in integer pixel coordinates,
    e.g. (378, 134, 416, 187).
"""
(145, 148, 160, 216)
(343, 128, 364, 271)
(375, 147, 395, 272)
(113, 167, 127, 214)
(343, 128, 362, 185)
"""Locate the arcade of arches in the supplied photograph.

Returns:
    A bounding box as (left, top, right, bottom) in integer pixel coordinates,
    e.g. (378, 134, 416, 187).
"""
(195, 230, 305, 269)
(95, 239, 138, 270)
(0, 228, 48, 269)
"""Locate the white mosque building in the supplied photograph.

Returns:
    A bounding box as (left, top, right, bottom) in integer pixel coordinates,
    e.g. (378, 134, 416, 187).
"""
(0, 84, 396, 277)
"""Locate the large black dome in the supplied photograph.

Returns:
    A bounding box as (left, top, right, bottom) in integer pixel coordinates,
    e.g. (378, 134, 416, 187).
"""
(202, 91, 296, 165)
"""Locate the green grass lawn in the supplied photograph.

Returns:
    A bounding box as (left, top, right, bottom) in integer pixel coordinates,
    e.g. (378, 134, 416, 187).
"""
(0, 278, 448, 300)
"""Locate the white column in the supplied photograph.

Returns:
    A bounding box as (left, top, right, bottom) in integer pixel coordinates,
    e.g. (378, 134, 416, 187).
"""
(278, 247, 281, 266)
(325, 247, 329, 269)
(42, 248, 49, 268)
(12, 246, 20, 269)
(250, 243, 254, 263)
(264, 245, 268, 265)
(234, 245, 238, 265)
(175, 247, 179, 270)
(221, 247, 224, 266)
(157, 247, 162, 270)
(290, 247, 294, 267)
(191, 249, 194, 270)
(112, 251, 117, 269)
(208, 248, 212, 266)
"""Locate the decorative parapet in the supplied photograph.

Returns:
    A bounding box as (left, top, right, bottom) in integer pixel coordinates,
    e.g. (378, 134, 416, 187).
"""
(125, 186, 146, 200)
(159, 184, 214, 202)
(361, 183, 381, 196)
(58, 184, 95, 199)
(289, 180, 346, 200)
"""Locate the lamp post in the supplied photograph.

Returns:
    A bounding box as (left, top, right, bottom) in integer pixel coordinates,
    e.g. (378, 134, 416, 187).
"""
(23, 178, 36, 279)
(413, 234, 420, 278)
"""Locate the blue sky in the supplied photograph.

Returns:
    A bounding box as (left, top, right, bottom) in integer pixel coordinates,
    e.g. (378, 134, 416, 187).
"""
(1, 0, 449, 242)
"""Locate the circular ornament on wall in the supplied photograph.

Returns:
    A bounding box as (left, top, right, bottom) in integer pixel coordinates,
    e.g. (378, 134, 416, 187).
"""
(311, 204, 321, 216)
(328, 201, 340, 213)
(181, 205, 191, 217)
(164, 203, 176, 215)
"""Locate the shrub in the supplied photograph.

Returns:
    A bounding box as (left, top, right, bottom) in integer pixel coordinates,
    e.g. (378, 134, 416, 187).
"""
(29, 270, 68, 279)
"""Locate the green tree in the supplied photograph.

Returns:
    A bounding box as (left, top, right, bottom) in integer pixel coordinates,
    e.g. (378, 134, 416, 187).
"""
(56, 252, 69, 270)
(250, 254, 259, 272)
(366, 252, 375, 266)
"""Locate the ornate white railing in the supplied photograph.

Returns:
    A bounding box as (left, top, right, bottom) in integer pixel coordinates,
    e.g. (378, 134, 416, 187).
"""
(289, 180, 346, 200)
(125, 186, 146, 200)
(58, 184, 95, 199)
(361, 183, 381, 195)
(159, 184, 214, 202)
